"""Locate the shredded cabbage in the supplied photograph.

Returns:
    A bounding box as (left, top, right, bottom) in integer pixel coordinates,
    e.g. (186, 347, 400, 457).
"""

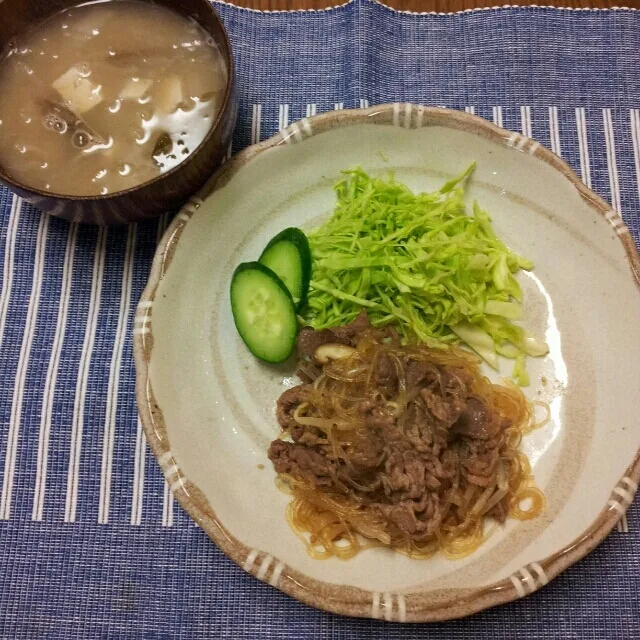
(300, 165, 548, 380)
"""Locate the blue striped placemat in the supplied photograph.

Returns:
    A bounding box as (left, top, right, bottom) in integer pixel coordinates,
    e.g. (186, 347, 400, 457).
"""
(1, 1, 639, 637)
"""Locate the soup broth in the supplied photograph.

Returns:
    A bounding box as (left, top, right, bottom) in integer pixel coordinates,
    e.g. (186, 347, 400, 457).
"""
(0, 0, 227, 196)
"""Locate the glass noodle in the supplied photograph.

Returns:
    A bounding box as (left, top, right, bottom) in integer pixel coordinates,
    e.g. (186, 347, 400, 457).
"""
(274, 332, 548, 561)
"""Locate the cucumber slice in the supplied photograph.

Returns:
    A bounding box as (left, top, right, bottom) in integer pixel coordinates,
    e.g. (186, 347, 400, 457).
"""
(230, 262, 297, 363)
(259, 227, 311, 309)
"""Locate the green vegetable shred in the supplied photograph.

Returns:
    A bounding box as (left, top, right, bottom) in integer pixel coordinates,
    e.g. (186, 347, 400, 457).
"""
(300, 164, 548, 381)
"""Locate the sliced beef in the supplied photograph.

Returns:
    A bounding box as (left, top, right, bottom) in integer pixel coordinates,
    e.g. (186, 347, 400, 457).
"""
(420, 388, 464, 424)
(297, 311, 373, 360)
(487, 499, 509, 523)
(364, 406, 395, 431)
(269, 320, 517, 549)
(376, 493, 440, 537)
(329, 310, 371, 343)
(349, 429, 385, 470)
(404, 413, 434, 452)
(268, 440, 337, 489)
(382, 450, 426, 500)
(438, 448, 459, 479)
(374, 353, 397, 388)
(297, 327, 348, 359)
(406, 358, 435, 387)
(463, 440, 500, 487)
(297, 430, 328, 447)
(376, 502, 426, 535)
(276, 384, 313, 440)
(453, 397, 500, 440)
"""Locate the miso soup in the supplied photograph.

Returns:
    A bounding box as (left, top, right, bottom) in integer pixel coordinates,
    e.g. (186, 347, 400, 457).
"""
(0, 1, 228, 196)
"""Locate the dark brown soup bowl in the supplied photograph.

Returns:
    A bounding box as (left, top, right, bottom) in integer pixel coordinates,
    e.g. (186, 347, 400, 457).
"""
(0, 0, 236, 224)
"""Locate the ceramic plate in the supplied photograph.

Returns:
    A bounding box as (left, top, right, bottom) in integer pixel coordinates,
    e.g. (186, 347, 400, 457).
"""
(134, 104, 640, 622)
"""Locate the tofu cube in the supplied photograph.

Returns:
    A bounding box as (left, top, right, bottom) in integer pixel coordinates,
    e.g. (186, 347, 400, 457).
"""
(156, 75, 184, 113)
(119, 78, 153, 101)
(52, 66, 103, 114)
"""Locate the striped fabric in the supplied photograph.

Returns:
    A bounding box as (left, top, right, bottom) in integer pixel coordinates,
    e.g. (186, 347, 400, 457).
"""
(1, 1, 639, 637)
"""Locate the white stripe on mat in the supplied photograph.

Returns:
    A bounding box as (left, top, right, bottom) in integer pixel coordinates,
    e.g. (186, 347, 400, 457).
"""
(278, 104, 289, 131)
(603, 108, 622, 215)
(306, 103, 317, 118)
(465, 106, 475, 115)
(64, 227, 108, 523)
(130, 415, 147, 526)
(0, 212, 49, 520)
(575, 107, 592, 189)
(617, 514, 629, 534)
(98, 224, 137, 524)
(492, 106, 503, 128)
(0, 196, 22, 350)
(520, 105, 532, 138)
(32, 223, 78, 521)
(631, 109, 640, 206)
(548, 106, 562, 157)
(162, 478, 174, 527)
(251, 104, 262, 144)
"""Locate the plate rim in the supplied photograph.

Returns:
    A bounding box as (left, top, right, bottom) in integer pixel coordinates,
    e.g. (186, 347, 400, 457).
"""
(134, 103, 640, 622)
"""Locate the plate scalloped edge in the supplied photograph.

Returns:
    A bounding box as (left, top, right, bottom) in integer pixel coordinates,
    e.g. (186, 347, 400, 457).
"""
(133, 103, 640, 622)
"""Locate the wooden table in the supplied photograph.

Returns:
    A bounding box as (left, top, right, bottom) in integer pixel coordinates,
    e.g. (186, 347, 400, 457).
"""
(232, 0, 638, 10)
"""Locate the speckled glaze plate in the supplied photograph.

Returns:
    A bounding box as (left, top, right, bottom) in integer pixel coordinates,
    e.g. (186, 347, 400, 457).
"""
(134, 104, 640, 622)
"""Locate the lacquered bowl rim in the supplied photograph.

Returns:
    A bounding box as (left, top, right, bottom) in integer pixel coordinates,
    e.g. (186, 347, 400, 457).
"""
(0, 0, 235, 203)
